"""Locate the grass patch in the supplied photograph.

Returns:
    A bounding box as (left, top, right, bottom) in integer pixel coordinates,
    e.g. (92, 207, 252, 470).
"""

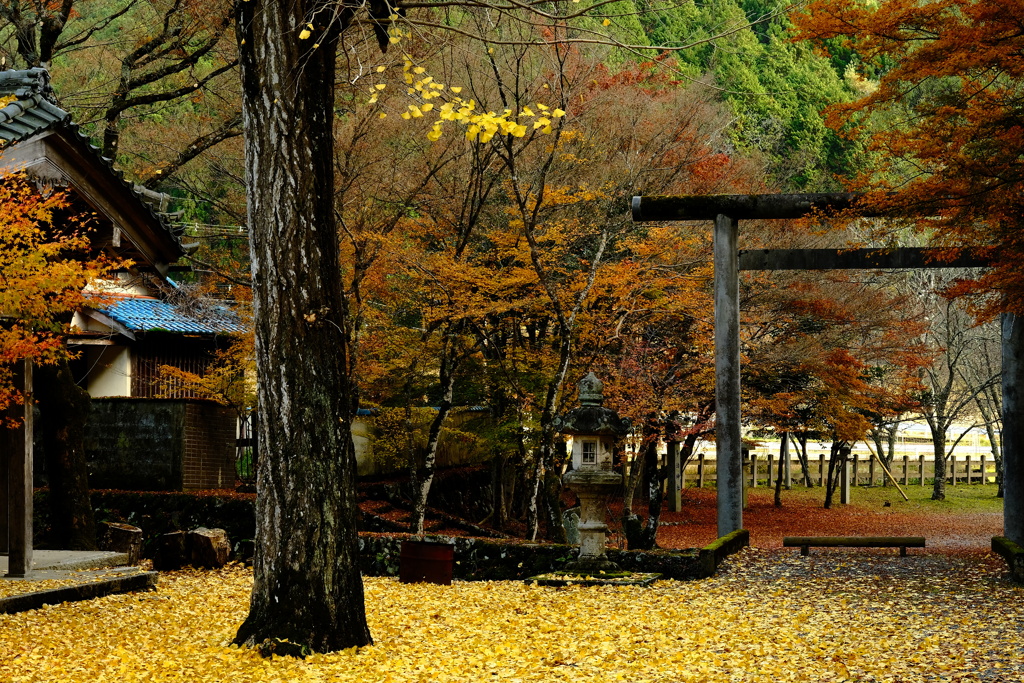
(744, 483, 1004, 514)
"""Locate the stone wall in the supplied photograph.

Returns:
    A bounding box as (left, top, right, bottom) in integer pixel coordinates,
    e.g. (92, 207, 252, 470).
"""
(84, 398, 236, 491)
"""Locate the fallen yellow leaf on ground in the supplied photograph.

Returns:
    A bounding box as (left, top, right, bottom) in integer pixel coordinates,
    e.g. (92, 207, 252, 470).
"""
(0, 549, 1020, 682)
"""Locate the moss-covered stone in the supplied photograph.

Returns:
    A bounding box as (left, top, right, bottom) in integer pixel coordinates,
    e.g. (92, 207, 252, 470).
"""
(992, 536, 1024, 584)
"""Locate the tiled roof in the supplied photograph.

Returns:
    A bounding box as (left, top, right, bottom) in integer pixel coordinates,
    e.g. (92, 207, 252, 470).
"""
(0, 69, 70, 144)
(101, 296, 245, 335)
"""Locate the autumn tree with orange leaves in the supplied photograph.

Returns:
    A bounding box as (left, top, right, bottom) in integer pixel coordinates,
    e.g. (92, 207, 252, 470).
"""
(0, 175, 114, 415)
(794, 0, 1024, 316)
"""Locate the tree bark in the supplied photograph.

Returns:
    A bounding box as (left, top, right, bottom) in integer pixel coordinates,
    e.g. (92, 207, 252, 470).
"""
(412, 372, 453, 536)
(35, 359, 96, 550)
(931, 436, 947, 501)
(791, 433, 813, 488)
(232, 0, 370, 654)
(624, 416, 662, 550)
(823, 442, 847, 509)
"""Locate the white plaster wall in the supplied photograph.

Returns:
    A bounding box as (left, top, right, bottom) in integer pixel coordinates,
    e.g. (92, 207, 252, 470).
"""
(85, 345, 132, 397)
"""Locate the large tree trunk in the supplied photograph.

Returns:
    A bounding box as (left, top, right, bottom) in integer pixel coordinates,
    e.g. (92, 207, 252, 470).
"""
(35, 359, 96, 550)
(232, 0, 371, 655)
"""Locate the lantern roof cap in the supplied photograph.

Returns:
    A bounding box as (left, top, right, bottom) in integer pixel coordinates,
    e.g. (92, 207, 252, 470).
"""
(553, 373, 630, 436)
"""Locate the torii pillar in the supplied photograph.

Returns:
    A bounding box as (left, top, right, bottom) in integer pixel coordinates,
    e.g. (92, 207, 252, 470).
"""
(1, 359, 33, 577)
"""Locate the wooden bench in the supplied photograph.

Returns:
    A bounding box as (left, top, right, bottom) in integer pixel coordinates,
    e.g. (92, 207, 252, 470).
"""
(783, 536, 926, 556)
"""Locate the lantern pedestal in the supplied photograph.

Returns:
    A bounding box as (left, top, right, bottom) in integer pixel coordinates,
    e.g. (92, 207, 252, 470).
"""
(563, 469, 622, 572)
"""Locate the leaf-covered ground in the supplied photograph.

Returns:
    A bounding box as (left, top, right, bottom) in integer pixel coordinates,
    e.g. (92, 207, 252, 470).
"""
(2, 548, 1021, 683)
(651, 486, 1004, 551)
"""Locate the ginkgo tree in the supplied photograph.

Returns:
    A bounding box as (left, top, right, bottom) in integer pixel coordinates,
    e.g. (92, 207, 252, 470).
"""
(232, 0, 657, 655)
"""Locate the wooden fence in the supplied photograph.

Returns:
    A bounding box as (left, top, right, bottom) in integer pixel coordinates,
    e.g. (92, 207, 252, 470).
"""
(677, 452, 998, 489)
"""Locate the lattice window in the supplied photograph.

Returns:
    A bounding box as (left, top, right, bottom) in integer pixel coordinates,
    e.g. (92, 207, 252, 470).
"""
(132, 352, 211, 399)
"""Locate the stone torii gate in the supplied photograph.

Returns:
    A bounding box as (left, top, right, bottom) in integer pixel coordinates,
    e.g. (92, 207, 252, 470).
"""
(632, 193, 1022, 546)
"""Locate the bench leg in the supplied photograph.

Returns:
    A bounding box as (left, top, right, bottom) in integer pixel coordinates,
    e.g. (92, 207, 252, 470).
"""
(801, 546, 809, 556)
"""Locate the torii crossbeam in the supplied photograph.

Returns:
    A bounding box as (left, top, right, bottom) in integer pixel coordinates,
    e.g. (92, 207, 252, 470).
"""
(632, 193, 1021, 545)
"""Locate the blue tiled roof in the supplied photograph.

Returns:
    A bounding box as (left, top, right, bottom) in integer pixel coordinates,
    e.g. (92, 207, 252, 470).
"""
(101, 297, 245, 335)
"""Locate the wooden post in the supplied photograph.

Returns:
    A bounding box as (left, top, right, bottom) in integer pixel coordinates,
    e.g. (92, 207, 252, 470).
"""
(981, 455, 987, 484)
(698, 453, 705, 488)
(714, 213, 742, 536)
(919, 455, 926, 486)
(966, 455, 972, 485)
(767, 453, 774, 488)
(840, 447, 851, 504)
(951, 455, 957, 486)
(1002, 313, 1024, 545)
(750, 452, 758, 488)
(742, 449, 749, 510)
(869, 456, 876, 486)
(903, 456, 909, 486)
(819, 453, 825, 486)
(852, 453, 860, 486)
(3, 359, 33, 578)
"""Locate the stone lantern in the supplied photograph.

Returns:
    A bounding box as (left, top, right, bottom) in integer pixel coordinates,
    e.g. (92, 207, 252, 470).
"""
(553, 373, 630, 572)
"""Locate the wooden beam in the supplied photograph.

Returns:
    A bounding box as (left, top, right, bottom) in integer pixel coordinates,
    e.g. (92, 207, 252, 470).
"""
(739, 248, 992, 271)
(632, 193, 873, 222)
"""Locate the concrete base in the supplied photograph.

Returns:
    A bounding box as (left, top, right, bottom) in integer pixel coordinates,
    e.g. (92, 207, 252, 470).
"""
(1, 550, 130, 577)
(0, 568, 157, 613)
